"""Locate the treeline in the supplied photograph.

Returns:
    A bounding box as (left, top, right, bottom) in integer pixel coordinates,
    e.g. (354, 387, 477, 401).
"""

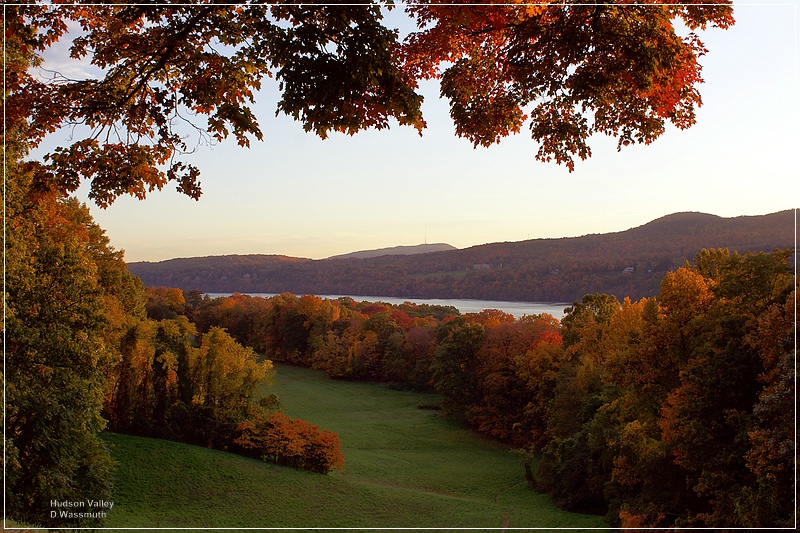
(530, 249, 794, 528)
(116, 290, 348, 476)
(103, 287, 346, 481)
(128, 210, 796, 302)
(5, 185, 343, 528)
(182, 248, 796, 528)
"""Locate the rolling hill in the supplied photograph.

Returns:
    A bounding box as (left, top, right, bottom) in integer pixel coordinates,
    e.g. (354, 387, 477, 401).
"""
(128, 210, 796, 302)
(101, 364, 606, 528)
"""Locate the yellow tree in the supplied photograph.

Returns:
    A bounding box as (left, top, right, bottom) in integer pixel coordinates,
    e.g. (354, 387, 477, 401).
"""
(193, 327, 273, 424)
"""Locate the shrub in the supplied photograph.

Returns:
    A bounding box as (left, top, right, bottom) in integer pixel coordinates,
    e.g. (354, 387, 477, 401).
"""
(236, 412, 345, 474)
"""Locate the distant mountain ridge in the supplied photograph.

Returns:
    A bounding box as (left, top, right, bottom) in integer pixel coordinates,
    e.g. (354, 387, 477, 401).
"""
(327, 243, 457, 260)
(128, 210, 796, 302)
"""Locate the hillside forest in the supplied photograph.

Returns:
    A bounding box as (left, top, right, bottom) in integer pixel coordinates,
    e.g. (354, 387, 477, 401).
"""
(128, 210, 794, 303)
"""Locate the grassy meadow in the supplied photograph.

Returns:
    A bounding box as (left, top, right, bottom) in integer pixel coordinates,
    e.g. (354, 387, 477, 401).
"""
(102, 363, 607, 530)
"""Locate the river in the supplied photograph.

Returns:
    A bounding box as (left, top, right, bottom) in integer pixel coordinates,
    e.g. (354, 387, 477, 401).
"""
(205, 293, 572, 319)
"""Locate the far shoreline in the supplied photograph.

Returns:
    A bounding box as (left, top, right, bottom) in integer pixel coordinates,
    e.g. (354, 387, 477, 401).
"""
(204, 292, 572, 319)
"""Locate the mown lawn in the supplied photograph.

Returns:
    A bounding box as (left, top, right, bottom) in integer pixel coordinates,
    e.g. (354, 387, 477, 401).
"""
(102, 363, 606, 530)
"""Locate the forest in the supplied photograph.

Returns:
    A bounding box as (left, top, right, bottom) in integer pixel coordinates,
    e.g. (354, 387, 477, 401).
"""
(147, 244, 795, 528)
(128, 209, 794, 302)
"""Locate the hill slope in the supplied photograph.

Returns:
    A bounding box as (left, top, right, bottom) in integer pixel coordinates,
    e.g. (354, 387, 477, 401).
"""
(102, 364, 605, 528)
(128, 210, 795, 302)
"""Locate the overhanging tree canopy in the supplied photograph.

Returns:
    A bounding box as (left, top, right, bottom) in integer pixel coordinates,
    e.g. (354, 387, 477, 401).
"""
(6, 1, 734, 206)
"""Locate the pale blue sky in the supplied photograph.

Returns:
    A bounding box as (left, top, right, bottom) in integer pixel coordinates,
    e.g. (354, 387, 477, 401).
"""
(36, 4, 798, 262)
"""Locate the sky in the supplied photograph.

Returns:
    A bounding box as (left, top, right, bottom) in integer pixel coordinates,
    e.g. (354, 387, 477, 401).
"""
(33, 4, 798, 263)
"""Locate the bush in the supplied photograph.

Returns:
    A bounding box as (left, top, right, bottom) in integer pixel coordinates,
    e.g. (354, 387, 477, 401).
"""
(235, 412, 345, 474)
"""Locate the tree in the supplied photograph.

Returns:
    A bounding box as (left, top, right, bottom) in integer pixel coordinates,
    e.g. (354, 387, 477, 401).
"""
(8, 2, 734, 206)
(5, 157, 115, 527)
(560, 293, 620, 348)
(104, 316, 197, 436)
(403, 3, 733, 169)
(193, 327, 273, 424)
(467, 314, 555, 444)
(400, 324, 439, 391)
(740, 293, 795, 527)
(533, 295, 622, 514)
(144, 286, 187, 320)
(657, 249, 794, 527)
(8, 3, 423, 207)
(590, 297, 691, 528)
(193, 293, 274, 353)
(431, 317, 486, 421)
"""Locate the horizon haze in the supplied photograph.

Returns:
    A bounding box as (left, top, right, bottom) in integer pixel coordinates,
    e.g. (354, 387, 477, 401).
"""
(128, 209, 795, 264)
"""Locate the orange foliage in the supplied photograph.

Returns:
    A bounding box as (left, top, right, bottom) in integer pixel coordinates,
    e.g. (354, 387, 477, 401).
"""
(389, 308, 415, 331)
(362, 303, 391, 316)
(466, 308, 515, 328)
(401, 3, 733, 167)
(236, 412, 344, 474)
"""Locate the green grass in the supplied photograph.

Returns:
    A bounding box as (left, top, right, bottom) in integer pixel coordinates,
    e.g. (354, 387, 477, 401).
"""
(102, 364, 607, 530)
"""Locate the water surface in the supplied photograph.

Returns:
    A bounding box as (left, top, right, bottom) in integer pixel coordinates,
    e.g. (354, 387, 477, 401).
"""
(206, 292, 571, 319)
